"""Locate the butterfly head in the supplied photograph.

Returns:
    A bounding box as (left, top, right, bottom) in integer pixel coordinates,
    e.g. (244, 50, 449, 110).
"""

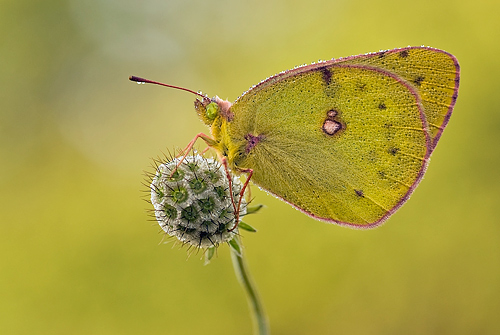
(195, 96, 234, 126)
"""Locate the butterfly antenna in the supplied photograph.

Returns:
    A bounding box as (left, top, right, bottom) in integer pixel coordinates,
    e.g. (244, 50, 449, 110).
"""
(129, 76, 208, 99)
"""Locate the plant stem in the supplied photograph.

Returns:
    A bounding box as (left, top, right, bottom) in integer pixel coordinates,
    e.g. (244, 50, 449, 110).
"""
(230, 237, 269, 335)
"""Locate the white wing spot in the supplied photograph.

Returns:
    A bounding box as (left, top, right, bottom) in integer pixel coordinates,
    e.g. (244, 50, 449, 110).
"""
(323, 119, 341, 136)
(327, 110, 337, 118)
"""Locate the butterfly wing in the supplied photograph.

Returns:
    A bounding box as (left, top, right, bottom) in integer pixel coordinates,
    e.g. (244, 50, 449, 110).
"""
(225, 57, 441, 227)
(224, 47, 459, 227)
(338, 47, 460, 151)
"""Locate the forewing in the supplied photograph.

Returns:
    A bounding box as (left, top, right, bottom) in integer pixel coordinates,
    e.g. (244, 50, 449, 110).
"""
(228, 64, 430, 227)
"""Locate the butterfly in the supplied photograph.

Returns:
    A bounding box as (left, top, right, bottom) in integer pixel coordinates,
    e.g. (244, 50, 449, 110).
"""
(132, 46, 460, 228)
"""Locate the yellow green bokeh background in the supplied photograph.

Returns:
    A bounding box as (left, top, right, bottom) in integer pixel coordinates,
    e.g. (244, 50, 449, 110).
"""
(1, 1, 499, 334)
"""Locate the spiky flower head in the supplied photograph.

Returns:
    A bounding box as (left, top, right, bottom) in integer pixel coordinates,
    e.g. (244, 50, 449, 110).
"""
(150, 154, 246, 249)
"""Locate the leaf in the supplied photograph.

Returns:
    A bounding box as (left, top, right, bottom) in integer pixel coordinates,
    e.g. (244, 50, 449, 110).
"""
(204, 246, 216, 265)
(228, 237, 241, 256)
(246, 204, 264, 215)
(238, 221, 257, 232)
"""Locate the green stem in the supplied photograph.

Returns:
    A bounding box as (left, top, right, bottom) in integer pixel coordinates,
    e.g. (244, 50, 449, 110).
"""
(230, 238, 269, 335)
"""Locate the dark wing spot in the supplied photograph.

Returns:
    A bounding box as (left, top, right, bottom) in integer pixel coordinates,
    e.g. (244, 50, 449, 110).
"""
(355, 189, 364, 197)
(388, 147, 400, 156)
(399, 50, 409, 58)
(413, 76, 425, 87)
(378, 103, 387, 110)
(318, 66, 332, 85)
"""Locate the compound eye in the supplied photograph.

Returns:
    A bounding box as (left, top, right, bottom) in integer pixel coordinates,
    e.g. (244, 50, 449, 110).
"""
(206, 102, 219, 120)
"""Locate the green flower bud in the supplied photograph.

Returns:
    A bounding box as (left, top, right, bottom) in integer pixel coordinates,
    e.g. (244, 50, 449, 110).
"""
(150, 154, 247, 248)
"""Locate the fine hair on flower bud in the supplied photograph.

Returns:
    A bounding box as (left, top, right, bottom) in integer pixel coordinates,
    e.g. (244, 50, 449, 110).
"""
(149, 153, 247, 249)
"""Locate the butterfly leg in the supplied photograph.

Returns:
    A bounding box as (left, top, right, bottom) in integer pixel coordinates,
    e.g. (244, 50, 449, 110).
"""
(170, 132, 216, 177)
(226, 165, 254, 232)
(233, 168, 254, 230)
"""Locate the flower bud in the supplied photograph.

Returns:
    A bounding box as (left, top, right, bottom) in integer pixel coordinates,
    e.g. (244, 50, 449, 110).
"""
(150, 154, 247, 248)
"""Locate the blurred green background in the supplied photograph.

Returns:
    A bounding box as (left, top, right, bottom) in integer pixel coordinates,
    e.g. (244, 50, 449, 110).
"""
(1, 0, 499, 334)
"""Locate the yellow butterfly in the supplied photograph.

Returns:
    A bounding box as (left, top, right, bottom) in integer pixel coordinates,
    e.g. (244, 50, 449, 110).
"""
(132, 46, 460, 228)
